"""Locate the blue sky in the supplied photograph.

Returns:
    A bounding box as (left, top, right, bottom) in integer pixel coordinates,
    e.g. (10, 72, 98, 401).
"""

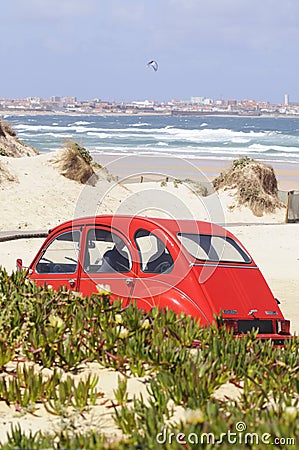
(1, 0, 299, 103)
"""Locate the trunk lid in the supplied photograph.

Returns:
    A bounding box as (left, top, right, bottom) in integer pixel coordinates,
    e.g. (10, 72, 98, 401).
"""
(192, 263, 284, 320)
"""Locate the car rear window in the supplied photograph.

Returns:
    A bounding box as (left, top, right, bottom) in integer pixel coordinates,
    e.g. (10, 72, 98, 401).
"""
(177, 233, 251, 263)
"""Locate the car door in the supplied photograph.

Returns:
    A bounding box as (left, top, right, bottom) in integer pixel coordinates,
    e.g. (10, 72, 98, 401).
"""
(78, 225, 136, 305)
(130, 227, 181, 311)
(29, 227, 82, 291)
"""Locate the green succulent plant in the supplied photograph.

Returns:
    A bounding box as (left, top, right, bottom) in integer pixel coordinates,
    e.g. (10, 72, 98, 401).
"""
(0, 267, 297, 448)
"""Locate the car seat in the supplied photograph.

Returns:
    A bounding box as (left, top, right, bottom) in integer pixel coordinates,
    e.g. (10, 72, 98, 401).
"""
(145, 250, 173, 273)
(98, 246, 130, 272)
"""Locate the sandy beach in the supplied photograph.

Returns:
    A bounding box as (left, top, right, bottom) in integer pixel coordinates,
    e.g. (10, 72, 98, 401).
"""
(91, 154, 299, 191)
(0, 150, 298, 443)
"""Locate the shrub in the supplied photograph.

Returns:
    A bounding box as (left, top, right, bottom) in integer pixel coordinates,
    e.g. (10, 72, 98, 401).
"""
(213, 157, 283, 216)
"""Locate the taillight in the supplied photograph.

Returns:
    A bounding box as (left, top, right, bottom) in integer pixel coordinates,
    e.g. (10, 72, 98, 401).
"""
(276, 319, 290, 335)
(223, 319, 238, 334)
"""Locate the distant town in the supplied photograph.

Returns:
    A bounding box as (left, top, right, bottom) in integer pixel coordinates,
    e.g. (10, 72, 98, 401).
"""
(1, 94, 299, 116)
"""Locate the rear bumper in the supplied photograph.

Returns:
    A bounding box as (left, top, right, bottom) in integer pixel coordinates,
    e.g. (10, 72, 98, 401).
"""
(250, 333, 292, 346)
(191, 333, 292, 348)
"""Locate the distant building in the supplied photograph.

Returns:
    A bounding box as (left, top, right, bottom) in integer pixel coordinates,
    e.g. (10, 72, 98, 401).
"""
(191, 96, 205, 104)
(284, 94, 289, 106)
(191, 96, 213, 105)
(61, 96, 77, 105)
(50, 96, 61, 102)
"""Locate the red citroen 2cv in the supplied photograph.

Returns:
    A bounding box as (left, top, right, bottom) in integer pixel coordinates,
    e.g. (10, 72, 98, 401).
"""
(19, 215, 291, 343)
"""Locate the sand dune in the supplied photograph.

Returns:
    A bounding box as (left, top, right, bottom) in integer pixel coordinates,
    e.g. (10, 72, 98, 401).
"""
(0, 151, 287, 231)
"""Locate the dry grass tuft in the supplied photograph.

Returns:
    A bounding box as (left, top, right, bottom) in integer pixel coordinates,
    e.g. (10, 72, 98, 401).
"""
(213, 157, 284, 216)
(0, 119, 17, 137)
(0, 118, 38, 157)
(0, 161, 17, 184)
(54, 141, 98, 185)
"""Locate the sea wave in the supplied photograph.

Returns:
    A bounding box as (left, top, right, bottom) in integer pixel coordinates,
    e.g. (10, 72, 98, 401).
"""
(13, 123, 271, 138)
(248, 143, 299, 153)
(147, 127, 269, 142)
(86, 132, 113, 139)
(92, 147, 299, 164)
(68, 121, 93, 126)
(19, 132, 70, 138)
(15, 124, 69, 132)
(91, 142, 299, 160)
(130, 122, 150, 127)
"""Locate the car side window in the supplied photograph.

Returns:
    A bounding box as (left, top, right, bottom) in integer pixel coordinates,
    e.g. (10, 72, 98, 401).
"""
(84, 228, 132, 273)
(135, 229, 174, 274)
(177, 233, 251, 263)
(35, 230, 80, 274)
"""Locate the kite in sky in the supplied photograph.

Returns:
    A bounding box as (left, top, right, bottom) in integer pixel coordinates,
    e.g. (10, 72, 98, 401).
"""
(147, 60, 158, 72)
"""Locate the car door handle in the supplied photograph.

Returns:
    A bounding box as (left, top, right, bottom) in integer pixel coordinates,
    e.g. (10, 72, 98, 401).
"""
(69, 278, 75, 288)
(126, 278, 134, 286)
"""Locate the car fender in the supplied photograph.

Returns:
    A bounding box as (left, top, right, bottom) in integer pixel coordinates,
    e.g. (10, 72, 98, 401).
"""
(151, 286, 214, 326)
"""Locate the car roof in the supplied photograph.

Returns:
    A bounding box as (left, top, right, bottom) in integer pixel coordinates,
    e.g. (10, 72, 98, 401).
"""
(49, 215, 228, 237)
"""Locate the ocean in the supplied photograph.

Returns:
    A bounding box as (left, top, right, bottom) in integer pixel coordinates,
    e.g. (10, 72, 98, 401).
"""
(5, 113, 299, 164)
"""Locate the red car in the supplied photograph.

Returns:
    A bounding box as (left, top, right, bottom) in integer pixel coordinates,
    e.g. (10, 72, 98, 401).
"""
(18, 215, 291, 343)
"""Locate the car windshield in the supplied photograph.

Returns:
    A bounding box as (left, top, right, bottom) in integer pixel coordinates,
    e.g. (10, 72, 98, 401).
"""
(36, 230, 80, 274)
(177, 233, 251, 263)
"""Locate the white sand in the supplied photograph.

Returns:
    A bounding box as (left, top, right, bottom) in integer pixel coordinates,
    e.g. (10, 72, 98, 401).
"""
(0, 363, 149, 444)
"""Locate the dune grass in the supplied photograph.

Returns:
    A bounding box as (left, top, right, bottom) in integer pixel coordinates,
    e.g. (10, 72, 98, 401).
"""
(0, 120, 17, 138)
(53, 140, 99, 185)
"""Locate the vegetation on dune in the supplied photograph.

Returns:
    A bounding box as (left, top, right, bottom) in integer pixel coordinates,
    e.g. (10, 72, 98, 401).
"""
(0, 120, 17, 138)
(160, 177, 209, 197)
(0, 267, 297, 448)
(53, 140, 99, 185)
(0, 119, 38, 157)
(213, 156, 284, 216)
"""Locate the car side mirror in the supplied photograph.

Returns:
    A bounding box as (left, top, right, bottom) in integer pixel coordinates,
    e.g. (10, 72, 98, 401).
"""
(16, 258, 23, 271)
